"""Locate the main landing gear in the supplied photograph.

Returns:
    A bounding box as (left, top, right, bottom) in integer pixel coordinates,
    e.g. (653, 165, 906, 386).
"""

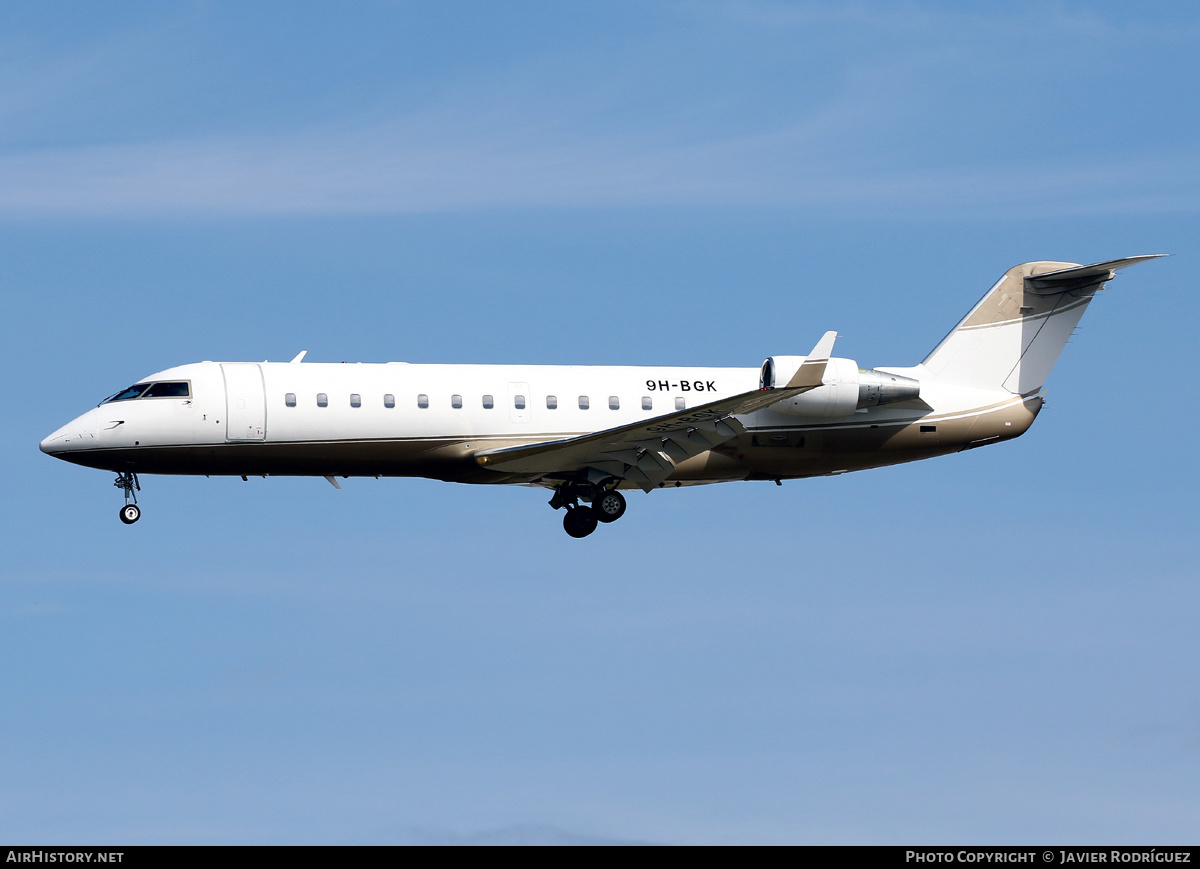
(115, 472, 141, 524)
(563, 505, 599, 538)
(593, 490, 628, 523)
(551, 481, 627, 538)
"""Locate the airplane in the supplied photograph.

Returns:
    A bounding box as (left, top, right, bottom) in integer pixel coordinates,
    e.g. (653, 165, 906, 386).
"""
(40, 255, 1162, 538)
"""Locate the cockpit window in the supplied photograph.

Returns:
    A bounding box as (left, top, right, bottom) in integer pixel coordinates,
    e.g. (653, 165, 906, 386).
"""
(142, 382, 190, 398)
(102, 384, 151, 404)
(100, 381, 190, 404)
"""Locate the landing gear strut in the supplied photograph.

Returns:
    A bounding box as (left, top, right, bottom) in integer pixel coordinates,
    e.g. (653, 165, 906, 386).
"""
(115, 472, 141, 524)
(550, 480, 627, 537)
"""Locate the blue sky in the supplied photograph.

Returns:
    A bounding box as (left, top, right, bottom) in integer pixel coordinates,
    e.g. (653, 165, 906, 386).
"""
(2, 1, 1198, 844)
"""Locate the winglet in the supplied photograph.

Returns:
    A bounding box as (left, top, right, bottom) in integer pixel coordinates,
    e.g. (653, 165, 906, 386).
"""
(785, 331, 838, 389)
(290, 350, 308, 363)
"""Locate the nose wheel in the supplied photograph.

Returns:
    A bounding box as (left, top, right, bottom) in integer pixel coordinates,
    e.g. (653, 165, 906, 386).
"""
(114, 472, 141, 524)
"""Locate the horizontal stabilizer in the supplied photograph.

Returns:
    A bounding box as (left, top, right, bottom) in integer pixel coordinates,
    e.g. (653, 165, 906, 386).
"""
(1024, 255, 1166, 294)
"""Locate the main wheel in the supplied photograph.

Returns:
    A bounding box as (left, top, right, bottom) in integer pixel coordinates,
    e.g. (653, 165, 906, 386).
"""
(593, 490, 626, 523)
(563, 506, 598, 538)
(119, 504, 141, 525)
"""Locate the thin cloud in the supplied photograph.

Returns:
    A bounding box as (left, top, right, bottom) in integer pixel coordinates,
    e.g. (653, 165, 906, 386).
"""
(1, 3, 1198, 219)
(0, 117, 1196, 219)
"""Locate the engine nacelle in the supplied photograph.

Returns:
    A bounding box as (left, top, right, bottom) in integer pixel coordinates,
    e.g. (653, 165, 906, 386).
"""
(855, 368, 922, 408)
(760, 356, 921, 418)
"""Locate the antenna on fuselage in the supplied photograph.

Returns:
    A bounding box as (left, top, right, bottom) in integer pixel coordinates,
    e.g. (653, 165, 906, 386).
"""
(290, 350, 308, 363)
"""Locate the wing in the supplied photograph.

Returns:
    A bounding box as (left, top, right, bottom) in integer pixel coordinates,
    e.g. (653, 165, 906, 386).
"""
(475, 332, 838, 490)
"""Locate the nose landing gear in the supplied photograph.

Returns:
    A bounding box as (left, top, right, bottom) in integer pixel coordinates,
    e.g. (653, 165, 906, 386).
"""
(550, 481, 627, 538)
(115, 472, 141, 524)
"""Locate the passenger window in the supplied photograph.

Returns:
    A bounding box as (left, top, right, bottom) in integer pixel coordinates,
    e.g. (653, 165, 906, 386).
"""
(285, 393, 297, 407)
(317, 393, 328, 407)
(452, 394, 463, 409)
(418, 394, 429, 409)
(609, 396, 619, 410)
(143, 382, 190, 398)
(546, 395, 557, 409)
(483, 395, 494, 409)
(642, 396, 652, 411)
(350, 394, 361, 408)
(384, 394, 395, 408)
(578, 396, 589, 410)
(514, 395, 526, 410)
(675, 397, 685, 410)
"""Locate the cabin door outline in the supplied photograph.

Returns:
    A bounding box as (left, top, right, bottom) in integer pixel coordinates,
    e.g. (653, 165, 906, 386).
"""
(221, 363, 267, 442)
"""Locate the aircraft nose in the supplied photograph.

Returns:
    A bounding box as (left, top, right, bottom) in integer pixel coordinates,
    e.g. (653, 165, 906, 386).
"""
(40, 410, 97, 456)
(39, 430, 65, 454)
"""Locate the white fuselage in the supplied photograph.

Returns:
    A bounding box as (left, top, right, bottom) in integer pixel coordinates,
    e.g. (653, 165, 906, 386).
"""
(40, 358, 1038, 487)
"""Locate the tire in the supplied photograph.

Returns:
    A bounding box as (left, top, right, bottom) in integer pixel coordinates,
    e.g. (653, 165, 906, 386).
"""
(119, 504, 141, 525)
(593, 490, 626, 523)
(563, 506, 598, 538)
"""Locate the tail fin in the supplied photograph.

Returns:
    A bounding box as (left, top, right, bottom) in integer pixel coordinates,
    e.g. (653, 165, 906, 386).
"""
(921, 255, 1163, 394)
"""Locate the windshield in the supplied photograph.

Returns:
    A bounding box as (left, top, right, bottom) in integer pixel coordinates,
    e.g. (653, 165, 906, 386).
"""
(99, 381, 190, 404)
(101, 384, 150, 404)
(142, 382, 190, 398)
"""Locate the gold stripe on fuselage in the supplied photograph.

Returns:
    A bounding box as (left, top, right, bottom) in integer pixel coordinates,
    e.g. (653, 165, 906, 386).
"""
(54, 394, 1040, 487)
